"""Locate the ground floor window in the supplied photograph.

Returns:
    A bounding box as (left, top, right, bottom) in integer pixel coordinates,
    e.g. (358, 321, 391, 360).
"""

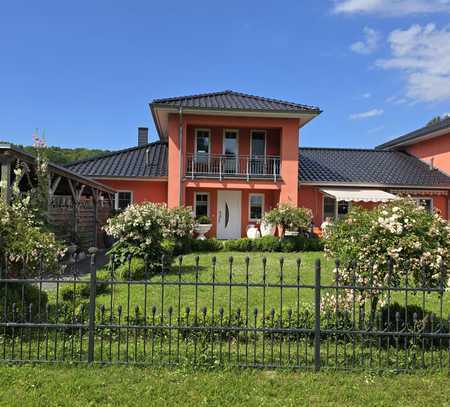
(114, 191, 133, 210)
(194, 192, 209, 217)
(323, 196, 350, 221)
(249, 193, 264, 221)
(413, 197, 433, 213)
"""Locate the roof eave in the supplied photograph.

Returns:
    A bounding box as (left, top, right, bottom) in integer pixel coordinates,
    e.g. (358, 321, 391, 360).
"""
(376, 121, 450, 150)
(150, 104, 322, 141)
(299, 180, 450, 190)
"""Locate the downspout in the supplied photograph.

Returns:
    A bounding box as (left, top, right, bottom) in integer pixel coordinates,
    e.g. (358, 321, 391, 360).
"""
(178, 106, 183, 207)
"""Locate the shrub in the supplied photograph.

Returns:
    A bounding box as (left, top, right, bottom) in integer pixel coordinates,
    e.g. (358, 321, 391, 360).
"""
(59, 270, 110, 302)
(323, 198, 450, 313)
(104, 203, 195, 270)
(174, 237, 223, 255)
(115, 258, 147, 280)
(0, 195, 65, 277)
(263, 204, 312, 238)
(0, 282, 48, 319)
(224, 238, 254, 252)
(223, 236, 323, 253)
(195, 215, 211, 224)
(253, 236, 280, 252)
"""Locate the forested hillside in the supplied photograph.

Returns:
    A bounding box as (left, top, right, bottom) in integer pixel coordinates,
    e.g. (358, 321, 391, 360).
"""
(0, 141, 110, 165)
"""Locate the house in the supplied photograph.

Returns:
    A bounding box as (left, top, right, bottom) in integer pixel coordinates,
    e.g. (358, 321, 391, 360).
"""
(67, 91, 450, 239)
(376, 118, 450, 174)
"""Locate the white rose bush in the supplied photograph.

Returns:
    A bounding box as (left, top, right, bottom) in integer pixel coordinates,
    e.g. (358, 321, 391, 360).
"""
(322, 198, 450, 316)
(104, 202, 195, 269)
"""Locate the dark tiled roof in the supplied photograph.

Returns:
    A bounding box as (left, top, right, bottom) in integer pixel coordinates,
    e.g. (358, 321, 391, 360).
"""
(67, 143, 450, 188)
(299, 147, 450, 187)
(66, 142, 168, 178)
(376, 118, 450, 150)
(151, 90, 321, 114)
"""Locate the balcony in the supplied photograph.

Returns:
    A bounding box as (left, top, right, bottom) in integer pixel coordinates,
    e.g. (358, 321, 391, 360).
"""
(185, 153, 280, 181)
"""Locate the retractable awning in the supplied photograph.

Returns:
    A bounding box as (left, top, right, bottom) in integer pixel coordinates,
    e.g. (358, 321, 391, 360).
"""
(320, 188, 397, 203)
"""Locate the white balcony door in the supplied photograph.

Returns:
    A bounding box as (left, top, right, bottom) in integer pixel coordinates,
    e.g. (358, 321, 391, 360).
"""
(223, 130, 238, 174)
(217, 190, 241, 239)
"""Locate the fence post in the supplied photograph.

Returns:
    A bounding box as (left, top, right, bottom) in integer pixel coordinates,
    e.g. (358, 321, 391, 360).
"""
(87, 253, 97, 364)
(314, 258, 321, 372)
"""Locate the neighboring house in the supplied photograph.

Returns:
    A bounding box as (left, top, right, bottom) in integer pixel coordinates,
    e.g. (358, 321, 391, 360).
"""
(376, 118, 450, 174)
(67, 91, 450, 239)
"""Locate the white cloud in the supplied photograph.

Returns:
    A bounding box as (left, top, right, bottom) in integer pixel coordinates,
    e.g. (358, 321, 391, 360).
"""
(350, 108, 384, 119)
(376, 24, 450, 102)
(351, 27, 380, 55)
(333, 0, 450, 16)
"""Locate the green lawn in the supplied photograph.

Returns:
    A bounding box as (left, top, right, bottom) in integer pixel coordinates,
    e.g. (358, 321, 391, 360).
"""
(0, 365, 449, 407)
(91, 251, 449, 317)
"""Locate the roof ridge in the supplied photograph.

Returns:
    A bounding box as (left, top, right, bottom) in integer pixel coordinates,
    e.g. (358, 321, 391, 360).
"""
(65, 141, 167, 168)
(151, 90, 321, 111)
(299, 146, 396, 152)
(152, 90, 233, 104)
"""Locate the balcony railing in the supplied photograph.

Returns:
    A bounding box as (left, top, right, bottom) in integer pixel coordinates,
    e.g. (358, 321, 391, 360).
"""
(186, 153, 280, 181)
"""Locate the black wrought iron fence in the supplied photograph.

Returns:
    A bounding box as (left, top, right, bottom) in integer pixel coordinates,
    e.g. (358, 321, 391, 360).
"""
(0, 254, 449, 372)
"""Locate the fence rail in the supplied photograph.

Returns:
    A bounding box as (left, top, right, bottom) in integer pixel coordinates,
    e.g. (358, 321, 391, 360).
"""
(1, 255, 449, 372)
(185, 153, 280, 181)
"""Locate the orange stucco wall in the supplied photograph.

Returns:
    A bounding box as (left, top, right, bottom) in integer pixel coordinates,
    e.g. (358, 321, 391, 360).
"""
(167, 113, 300, 211)
(406, 132, 450, 174)
(186, 126, 280, 156)
(186, 187, 278, 238)
(298, 184, 450, 225)
(94, 179, 168, 203)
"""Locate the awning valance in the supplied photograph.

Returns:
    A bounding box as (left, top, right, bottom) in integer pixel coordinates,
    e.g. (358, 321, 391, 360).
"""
(320, 188, 397, 203)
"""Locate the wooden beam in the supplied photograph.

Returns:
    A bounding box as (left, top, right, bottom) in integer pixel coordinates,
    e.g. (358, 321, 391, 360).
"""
(49, 176, 62, 196)
(0, 155, 14, 203)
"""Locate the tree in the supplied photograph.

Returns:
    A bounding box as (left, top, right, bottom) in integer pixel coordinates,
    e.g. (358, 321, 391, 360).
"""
(427, 115, 449, 127)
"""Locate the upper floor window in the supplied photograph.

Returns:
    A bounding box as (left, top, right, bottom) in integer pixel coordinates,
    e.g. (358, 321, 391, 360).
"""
(250, 130, 266, 158)
(114, 191, 133, 210)
(195, 129, 210, 155)
(223, 130, 238, 156)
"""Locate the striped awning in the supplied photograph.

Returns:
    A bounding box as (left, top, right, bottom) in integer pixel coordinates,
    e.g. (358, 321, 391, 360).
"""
(320, 188, 397, 202)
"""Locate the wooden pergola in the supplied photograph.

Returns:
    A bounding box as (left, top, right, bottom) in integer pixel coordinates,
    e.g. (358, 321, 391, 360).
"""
(0, 143, 116, 248)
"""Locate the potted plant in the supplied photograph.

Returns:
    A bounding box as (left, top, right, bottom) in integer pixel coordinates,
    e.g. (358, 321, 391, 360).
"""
(264, 204, 312, 239)
(194, 215, 212, 240)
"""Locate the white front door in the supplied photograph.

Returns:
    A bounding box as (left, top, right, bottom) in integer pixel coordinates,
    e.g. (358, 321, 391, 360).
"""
(217, 190, 241, 239)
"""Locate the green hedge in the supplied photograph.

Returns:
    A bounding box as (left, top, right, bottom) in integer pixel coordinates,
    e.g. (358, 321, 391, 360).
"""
(223, 235, 323, 253)
(175, 235, 323, 254)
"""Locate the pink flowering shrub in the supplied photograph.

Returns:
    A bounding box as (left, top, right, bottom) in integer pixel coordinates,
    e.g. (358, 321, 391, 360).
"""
(104, 202, 195, 268)
(322, 198, 450, 313)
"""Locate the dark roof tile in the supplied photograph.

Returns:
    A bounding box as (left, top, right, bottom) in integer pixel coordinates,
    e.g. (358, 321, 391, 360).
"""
(151, 90, 321, 114)
(299, 148, 450, 187)
(66, 142, 168, 178)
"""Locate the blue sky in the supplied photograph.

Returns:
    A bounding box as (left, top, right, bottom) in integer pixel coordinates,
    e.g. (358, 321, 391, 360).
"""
(1, 0, 449, 150)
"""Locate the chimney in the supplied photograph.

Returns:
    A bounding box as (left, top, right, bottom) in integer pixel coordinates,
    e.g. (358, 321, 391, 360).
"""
(138, 127, 148, 146)
(429, 158, 435, 171)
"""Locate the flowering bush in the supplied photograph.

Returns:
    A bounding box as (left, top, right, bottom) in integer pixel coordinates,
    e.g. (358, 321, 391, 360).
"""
(104, 202, 195, 268)
(0, 176, 65, 277)
(323, 198, 450, 314)
(264, 204, 312, 238)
